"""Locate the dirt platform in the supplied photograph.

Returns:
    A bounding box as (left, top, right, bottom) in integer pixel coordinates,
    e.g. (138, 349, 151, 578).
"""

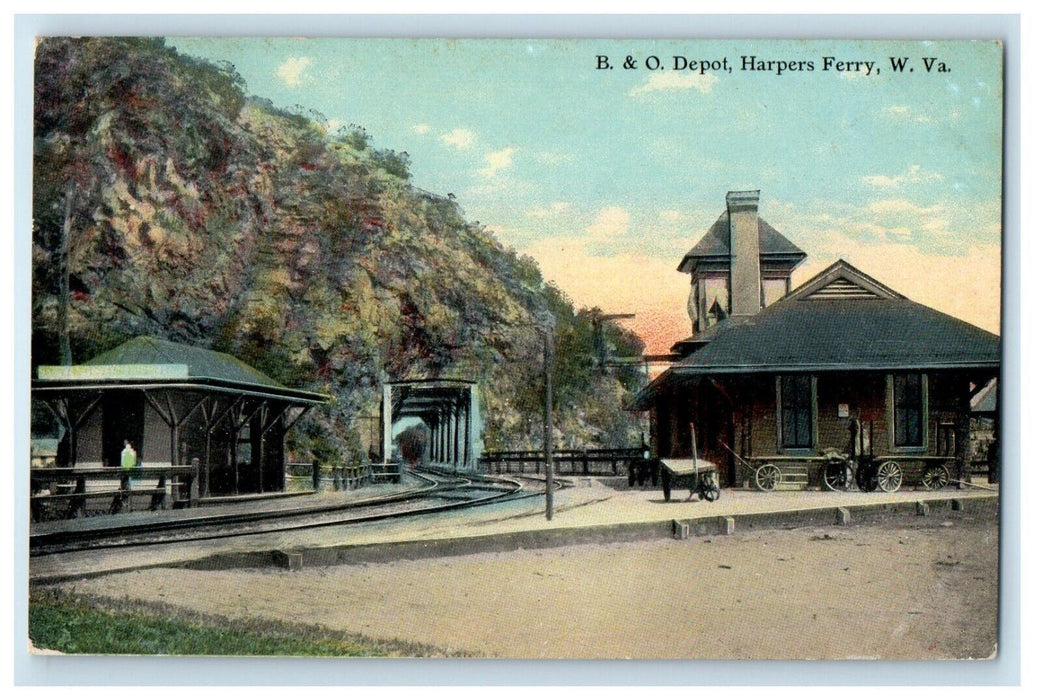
(43, 502, 998, 659)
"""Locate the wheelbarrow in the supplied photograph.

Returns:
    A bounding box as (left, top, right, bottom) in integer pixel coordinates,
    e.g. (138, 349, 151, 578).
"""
(658, 458, 721, 502)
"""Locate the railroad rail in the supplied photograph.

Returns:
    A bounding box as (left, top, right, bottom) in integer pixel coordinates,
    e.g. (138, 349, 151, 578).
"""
(29, 469, 541, 557)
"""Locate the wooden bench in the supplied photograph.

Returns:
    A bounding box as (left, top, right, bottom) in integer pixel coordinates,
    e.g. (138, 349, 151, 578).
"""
(30, 464, 200, 521)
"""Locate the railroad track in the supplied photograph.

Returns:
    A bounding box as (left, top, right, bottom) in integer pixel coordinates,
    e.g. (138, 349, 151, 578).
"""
(30, 469, 547, 556)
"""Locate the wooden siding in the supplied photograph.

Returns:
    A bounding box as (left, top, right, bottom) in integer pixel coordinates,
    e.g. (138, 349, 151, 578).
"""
(653, 370, 973, 489)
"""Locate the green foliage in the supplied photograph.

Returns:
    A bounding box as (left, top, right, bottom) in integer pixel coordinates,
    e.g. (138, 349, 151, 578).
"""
(372, 148, 411, 180)
(29, 590, 464, 657)
(31, 37, 647, 461)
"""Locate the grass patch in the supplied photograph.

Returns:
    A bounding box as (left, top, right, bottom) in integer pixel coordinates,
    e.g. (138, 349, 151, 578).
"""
(29, 588, 467, 657)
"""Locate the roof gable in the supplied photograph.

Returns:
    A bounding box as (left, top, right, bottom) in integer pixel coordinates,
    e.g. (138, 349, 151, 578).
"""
(790, 259, 904, 301)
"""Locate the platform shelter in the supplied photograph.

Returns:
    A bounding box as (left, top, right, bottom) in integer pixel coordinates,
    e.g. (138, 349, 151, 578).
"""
(32, 336, 329, 497)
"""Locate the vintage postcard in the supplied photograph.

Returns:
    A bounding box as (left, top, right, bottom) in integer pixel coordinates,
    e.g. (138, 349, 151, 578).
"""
(26, 35, 1004, 667)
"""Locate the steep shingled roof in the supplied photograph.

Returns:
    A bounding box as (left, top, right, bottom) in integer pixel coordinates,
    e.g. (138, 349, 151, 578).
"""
(677, 211, 806, 272)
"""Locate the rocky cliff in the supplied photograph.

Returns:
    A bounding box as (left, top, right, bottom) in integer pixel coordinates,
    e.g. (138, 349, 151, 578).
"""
(32, 37, 645, 462)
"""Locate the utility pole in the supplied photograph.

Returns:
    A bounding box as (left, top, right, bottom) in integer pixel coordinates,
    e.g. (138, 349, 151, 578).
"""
(543, 321, 554, 520)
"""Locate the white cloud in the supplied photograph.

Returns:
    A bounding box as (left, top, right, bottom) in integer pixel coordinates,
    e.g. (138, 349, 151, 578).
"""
(587, 206, 631, 240)
(863, 165, 944, 189)
(760, 191, 1000, 330)
(800, 199, 957, 243)
(866, 199, 941, 217)
(440, 128, 476, 149)
(276, 56, 312, 88)
(629, 72, 719, 96)
(412, 124, 432, 135)
(479, 147, 516, 178)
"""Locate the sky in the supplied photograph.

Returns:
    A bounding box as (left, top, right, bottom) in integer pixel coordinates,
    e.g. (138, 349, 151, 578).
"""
(168, 38, 1004, 354)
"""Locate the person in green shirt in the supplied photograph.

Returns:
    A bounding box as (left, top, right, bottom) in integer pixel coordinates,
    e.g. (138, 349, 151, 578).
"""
(120, 440, 137, 471)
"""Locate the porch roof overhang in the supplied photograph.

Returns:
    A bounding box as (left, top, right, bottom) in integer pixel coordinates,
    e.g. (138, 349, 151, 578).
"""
(32, 337, 332, 406)
(30, 376, 331, 406)
(32, 335, 331, 404)
(628, 360, 1000, 411)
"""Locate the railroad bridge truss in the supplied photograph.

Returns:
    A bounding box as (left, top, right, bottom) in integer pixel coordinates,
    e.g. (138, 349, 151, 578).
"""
(381, 379, 482, 472)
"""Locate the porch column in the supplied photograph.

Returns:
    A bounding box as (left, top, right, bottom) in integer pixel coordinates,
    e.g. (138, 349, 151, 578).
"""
(990, 382, 1000, 484)
(955, 376, 972, 489)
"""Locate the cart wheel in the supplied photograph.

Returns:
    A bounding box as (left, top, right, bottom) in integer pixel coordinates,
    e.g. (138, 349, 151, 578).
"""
(877, 461, 903, 493)
(703, 480, 720, 502)
(661, 466, 672, 502)
(755, 463, 781, 492)
(921, 465, 950, 490)
(824, 462, 855, 492)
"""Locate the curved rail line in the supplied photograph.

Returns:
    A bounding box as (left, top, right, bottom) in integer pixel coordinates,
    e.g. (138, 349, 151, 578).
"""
(30, 469, 541, 556)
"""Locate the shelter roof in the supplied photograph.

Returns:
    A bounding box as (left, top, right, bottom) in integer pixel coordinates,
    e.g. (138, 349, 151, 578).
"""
(33, 336, 329, 404)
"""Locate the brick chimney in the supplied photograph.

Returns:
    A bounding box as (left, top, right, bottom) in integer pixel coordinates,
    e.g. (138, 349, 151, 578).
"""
(726, 190, 762, 316)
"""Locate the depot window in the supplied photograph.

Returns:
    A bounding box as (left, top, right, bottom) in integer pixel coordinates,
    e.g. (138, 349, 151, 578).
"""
(892, 373, 927, 448)
(777, 375, 816, 450)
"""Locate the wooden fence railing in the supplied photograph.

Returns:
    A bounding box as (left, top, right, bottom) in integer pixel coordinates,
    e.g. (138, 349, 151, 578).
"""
(286, 461, 391, 490)
(479, 448, 643, 476)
